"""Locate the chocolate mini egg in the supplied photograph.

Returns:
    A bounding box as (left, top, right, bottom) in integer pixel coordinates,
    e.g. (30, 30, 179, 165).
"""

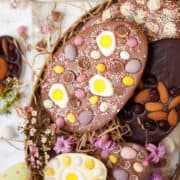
(41, 20, 148, 133)
(44, 153, 107, 180)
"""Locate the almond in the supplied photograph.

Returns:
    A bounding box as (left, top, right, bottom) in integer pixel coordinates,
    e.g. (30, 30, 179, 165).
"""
(157, 81, 169, 103)
(134, 88, 150, 103)
(147, 111, 168, 121)
(145, 102, 164, 112)
(168, 95, 180, 110)
(1, 38, 8, 56)
(168, 109, 178, 126)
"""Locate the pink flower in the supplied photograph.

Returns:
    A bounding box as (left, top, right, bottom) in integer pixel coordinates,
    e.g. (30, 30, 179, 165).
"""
(149, 169, 163, 180)
(17, 26, 27, 35)
(93, 135, 117, 159)
(53, 136, 74, 154)
(146, 143, 166, 164)
(41, 25, 51, 34)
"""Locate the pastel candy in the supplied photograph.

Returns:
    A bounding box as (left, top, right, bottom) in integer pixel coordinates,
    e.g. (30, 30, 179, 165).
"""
(64, 44, 77, 60)
(113, 169, 129, 180)
(127, 38, 138, 48)
(125, 59, 141, 73)
(79, 110, 93, 125)
(121, 146, 137, 159)
(74, 36, 84, 46)
(55, 117, 65, 128)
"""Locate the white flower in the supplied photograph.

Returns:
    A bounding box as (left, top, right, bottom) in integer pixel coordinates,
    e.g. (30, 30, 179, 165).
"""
(30, 128, 37, 136)
(31, 118, 37, 124)
(31, 110, 37, 117)
(41, 136, 47, 144)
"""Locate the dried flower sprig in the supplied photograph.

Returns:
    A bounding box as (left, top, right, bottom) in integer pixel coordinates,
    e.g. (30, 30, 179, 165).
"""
(0, 77, 21, 114)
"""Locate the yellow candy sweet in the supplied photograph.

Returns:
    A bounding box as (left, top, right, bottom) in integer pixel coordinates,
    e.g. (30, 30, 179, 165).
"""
(66, 173, 78, 180)
(109, 155, 118, 164)
(99, 35, 113, 48)
(53, 65, 65, 74)
(85, 159, 95, 170)
(67, 113, 76, 123)
(44, 167, 55, 176)
(63, 156, 71, 166)
(96, 64, 106, 73)
(122, 76, 134, 86)
(89, 96, 99, 105)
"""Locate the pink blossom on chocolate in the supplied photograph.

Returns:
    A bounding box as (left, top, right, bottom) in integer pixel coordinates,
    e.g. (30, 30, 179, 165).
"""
(75, 89, 86, 99)
(55, 117, 65, 128)
(74, 36, 84, 46)
(127, 37, 138, 48)
(53, 136, 74, 154)
(41, 25, 51, 34)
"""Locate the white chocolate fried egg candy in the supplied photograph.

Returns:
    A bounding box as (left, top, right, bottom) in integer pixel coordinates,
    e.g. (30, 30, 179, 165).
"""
(48, 83, 69, 108)
(89, 74, 114, 97)
(96, 31, 116, 57)
(44, 153, 107, 180)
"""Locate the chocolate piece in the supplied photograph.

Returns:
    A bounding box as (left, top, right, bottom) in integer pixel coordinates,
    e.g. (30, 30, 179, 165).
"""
(118, 39, 180, 145)
(0, 36, 22, 87)
(41, 20, 148, 133)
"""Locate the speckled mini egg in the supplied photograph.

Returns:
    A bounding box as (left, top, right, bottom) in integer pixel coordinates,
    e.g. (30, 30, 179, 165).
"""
(44, 153, 107, 180)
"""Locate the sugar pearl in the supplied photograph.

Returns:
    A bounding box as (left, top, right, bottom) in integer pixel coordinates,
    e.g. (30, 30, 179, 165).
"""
(113, 169, 129, 180)
(90, 50, 101, 60)
(79, 111, 93, 125)
(100, 102, 109, 112)
(125, 59, 141, 73)
(120, 51, 130, 60)
(133, 162, 143, 172)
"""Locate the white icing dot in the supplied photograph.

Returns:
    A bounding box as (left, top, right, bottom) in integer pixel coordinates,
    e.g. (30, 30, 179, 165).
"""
(120, 51, 130, 60)
(100, 102, 109, 112)
(73, 156, 82, 166)
(147, 0, 161, 11)
(90, 50, 101, 60)
(43, 99, 53, 109)
(120, 2, 135, 17)
(162, 22, 177, 37)
(146, 22, 159, 33)
(93, 167, 103, 176)
(134, 9, 146, 24)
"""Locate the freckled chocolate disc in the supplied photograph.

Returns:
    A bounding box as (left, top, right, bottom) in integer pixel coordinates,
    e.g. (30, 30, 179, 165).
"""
(111, 60, 124, 73)
(63, 70, 76, 83)
(78, 58, 91, 70)
(69, 96, 81, 110)
(115, 25, 129, 38)
(118, 39, 180, 145)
